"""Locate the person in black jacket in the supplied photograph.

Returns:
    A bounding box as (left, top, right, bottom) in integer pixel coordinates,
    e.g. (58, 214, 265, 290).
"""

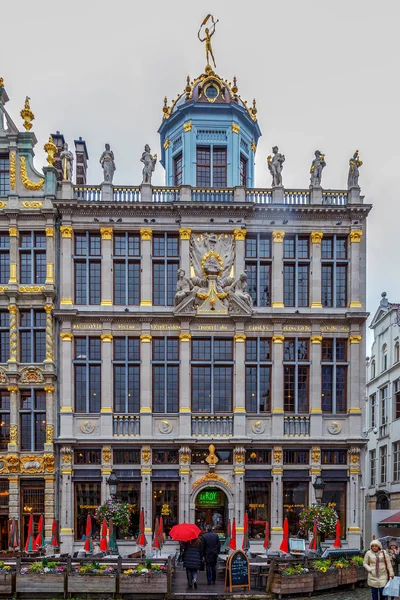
(183, 538, 202, 589)
(201, 525, 221, 585)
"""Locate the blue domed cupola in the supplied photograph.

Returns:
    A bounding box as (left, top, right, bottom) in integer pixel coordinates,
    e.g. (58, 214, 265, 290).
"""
(158, 64, 262, 189)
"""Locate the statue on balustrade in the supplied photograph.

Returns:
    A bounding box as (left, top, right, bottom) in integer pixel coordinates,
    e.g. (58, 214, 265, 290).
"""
(347, 149, 362, 189)
(310, 150, 326, 187)
(60, 142, 74, 181)
(141, 144, 157, 184)
(100, 143, 116, 183)
(230, 273, 253, 307)
(267, 146, 285, 187)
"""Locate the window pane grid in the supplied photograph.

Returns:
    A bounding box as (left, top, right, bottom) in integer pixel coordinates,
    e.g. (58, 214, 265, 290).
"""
(245, 235, 271, 307)
(0, 157, 10, 196)
(74, 337, 102, 413)
(152, 337, 179, 413)
(20, 390, 46, 451)
(283, 338, 310, 413)
(152, 234, 179, 306)
(191, 337, 233, 413)
(245, 338, 272, 413)
(321, 339, 348, 414)
(19, 309, 46, 363)
(321, 236, 348, 308)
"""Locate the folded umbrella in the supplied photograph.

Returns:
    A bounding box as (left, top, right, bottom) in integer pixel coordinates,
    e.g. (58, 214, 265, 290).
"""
(99, 518, 108, 552)
(9, 519, 19, 549)
(279, 517, 289, 553)
(333, 519, 341, 548)
(242, 512, 250, 552)
(263, 521, 270, 551)
(35, 515, 44, 548)
(158, 517, 164, 552)
(229, 518, 236, 550)
(83, 514, 94, 552)
(109, 518, 118, 552)
(25, 514, 38, 552)
(152, 517, 160, 550)
(137, 507, 147, 548)
(51, 520, 59, 548)
(309, 519, 317, 551)
(169, 523, 201, 543)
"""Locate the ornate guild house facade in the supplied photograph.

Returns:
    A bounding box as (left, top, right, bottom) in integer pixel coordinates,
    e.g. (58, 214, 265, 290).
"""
(0, 22, 371, 553)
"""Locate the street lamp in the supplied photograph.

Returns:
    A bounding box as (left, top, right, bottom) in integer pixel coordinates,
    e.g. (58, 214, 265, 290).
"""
(313, 475, 325, 506)
(106, 471, 119, 500)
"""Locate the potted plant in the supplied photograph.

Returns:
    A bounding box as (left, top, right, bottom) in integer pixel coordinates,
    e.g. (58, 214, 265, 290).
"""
(16, 559, 66, 595)
(0, 560, 13, 595)
(95, 499, 131, 536)
(271, 564, 314, 598)
(333, 557, 358, 585)
(312, 559, 339, 590)
(351, 555, 367, 582)
(298, 503, 338, 541)
(68, 561, 117, 594)
(119, 560, 168, 594)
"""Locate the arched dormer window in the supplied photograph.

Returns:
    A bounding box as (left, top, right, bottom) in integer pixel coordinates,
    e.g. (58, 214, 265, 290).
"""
(382, 344, 388, 372)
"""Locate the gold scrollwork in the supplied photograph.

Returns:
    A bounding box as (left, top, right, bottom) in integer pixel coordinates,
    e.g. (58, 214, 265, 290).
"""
(163, 139, 170, 150)
(60, 226, 73, 239)
(192, 473, 231, 489)
(141, 446, 151, 463)
(19, 286, 45, 292)
(233, 228, 246, 241)
(22, 201, 43, 209)
(140, 228, 152, 241)
(19, 157, 44, 191)
(272, 231, 285, 243)
(7, 454, 19, 473)
(43, 454, 55, 473)
(21, 455, 44, 473)
(9, 425, 18, 443)
(46, 425, 54, 443)
(183, 121, 192, 132)
(102, 446, 112, 464)
(100, 227, 113, 240)
(10, 152, 16, 190)
(179, 228, 192, 240)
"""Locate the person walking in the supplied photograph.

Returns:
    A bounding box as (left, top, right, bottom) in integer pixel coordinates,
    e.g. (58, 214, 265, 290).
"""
(202, 525, 221, 585)
(182, 537, 202, 589)
(364, 539, 394, 600)
(388, 539, 400, 600)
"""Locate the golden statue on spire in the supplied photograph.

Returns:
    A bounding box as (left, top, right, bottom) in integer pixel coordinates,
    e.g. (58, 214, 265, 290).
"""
(198, 14, 219, 72)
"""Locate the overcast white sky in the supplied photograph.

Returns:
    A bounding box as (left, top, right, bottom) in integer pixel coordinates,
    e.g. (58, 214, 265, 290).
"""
(2, 0, 399, 346)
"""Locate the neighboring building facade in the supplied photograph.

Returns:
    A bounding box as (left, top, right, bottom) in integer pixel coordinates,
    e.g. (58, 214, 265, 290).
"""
(366, 293, 400, 513)
(0, 42, 371, 553)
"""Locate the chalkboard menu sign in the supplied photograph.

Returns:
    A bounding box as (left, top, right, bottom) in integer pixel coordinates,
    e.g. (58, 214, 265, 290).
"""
(224, 549, 250, 592)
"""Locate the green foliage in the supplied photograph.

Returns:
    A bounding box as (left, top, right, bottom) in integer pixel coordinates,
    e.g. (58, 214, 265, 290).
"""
(146, 559, 152, 570)
(298, 504, 338, 536)
(280, 564, 309, 576)
(351, 555, 364, 566)
(95, 499, 131, 533)
(313, 559, 332, 572)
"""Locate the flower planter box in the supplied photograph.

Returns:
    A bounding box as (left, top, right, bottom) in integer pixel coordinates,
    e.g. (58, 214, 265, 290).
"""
(68, 574, 116, 594)
(271, 573, 314, 598)
(0, 572, 13, 595)
(338, 566, 358, 585)
(356, 565, 368, 582)
(119, 573, 168, 595)
(16, 573, 65, 594)
(313, 569, 339, 590)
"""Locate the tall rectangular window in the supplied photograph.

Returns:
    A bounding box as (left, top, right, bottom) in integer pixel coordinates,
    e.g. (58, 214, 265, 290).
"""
(113, 233, 140, 305)
(283, 338, 309, 413)
(394, 381, 400, 420)
(113, 337, 140, 413)
(0, 233, 10, 284)
(74, 232, 101, 305)
(191, 338, 233, 413)
(380, 387, 388, 437)
(0, 311, 9, 363)
(20, 389, 46, 451)
(380, 445, 387, 484)
(283, 236, 309, 307)
(174, 153, 183, 186)
(240, 155, 247, 186)
(75, 483, 100, 541)
(321, 339, 348, 413)
(74, 337, 101, 413)
(196, 146, 227, 188)
(245, 235, 271, 307)
(19, 232, 46, 285)
(321, 236, 348, 307)
(0, 157, 10, 197)
(393, 442, 400, 482)
(370, 450, 376, 486)
(371, 393, 376, 427)
(152, 234, 179, 306)
(245, 338, 271, 413)
(19, 309, 46, 363)
(245, 482, 270, 539)
(0, 390, 10, 450)
(152, 337, 179, 413)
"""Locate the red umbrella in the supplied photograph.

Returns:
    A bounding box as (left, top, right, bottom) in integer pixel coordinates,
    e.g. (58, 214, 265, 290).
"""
(229, 518, 236, 550)
(152, 517, 160, 550)
(25, 514, 38, 552)
(158, 517, 164, 551)
(137, 508, 147, 548)
(51, 520, 59, 548)
(333, 519, 341, 548)
(99, 518, 108, 552)
(263, 521, 270, 551)
(309, 519, 317, 551)
(242, 513, 250, 552)
(9, 519, 19, 549)
(83, 514, 94, 552)
(35, 515, 44, 548)
(169, 523, 201, 542)
(279, 517, 289, 553)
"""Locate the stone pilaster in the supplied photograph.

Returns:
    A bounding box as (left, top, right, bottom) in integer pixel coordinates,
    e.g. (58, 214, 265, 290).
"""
(140, 333, 152, 436)
(44, 385, 55, 452)
(7, 304, 18, 365)
(272, 231, 285, 308)
(233, 229, 246, 275)
(7, 385, 18, 453)
(179, 228, 192, 277)
(233, 333, 246, 437)
(141, 445, 152, 549)
(100, 333, 113, 437)
(272, 334, 284, 436)
(271, 446, 283, 550)
(310, 335, 323, 437)
(8, 476, 19, 521)
(45, 224, 55, 286)
(60, 226, 73, 307)
(59, 332, 73, 437)
(140, 229, 152, 307)
(8, 225, 18, 287)
(45, 476, 55, 541)
(44, 304, 54, 364)
(179, 447, 191, 523)
(348, 334, 362, 414)
(348, 448, 361, 547)
(60, 447, 73, 554)
(179, 333, 191, 435)
(100, 228, 113, 306)
(349, 230, 362, 309)
(310, 446, 321, 504)
(310, 232, 323, 308)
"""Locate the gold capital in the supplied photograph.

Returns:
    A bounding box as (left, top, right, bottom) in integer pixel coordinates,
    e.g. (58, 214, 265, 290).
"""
(349, 334, 362, 344)
(310, 231, 323, 244)
(100, 227, 113, 240)
(251, 141, 257, 153)
(60, 333, 73, 342)
(234, 333, 246, 343)
(45, 227, 54, 237)
(179, 333, 191, 342)
(350, 230, 363, 243)
(311, 335, 323, 344)
(44, 385, 55, 394)
(233, 229, 246, 241)
(140, 228, 152, 241)
(8, 305, 17, 315)
(272, 231, 285, 243)
(231, 123, 240, 134)
(179, 228, 192, 240)
(163, 139, 170, 150)
(140, 334, 152, 343)
(272, 335, 284, 344)
(8, 227, 17, 237)
(101, 334, 113, 342)
(7, 386, 18, 393)
(183, 121, 192, 132)
(44, 304, 53, 314)
(60, 226, 73, 239)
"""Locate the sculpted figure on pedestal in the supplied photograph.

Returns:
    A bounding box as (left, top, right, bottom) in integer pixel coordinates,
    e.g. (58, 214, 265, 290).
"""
(60, 143, 74, 181)
(230, 273, 253, 307)
(100, 143, 116, 183)
(141, 144, 157, 184)
(267, 146, 285, 187)
(174, 269, 193, 306)
(310, 150, 326, 187)
(348, 150, 362, 189)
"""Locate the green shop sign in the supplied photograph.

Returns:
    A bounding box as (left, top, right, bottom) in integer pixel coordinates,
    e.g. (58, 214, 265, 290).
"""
(197, 488, 222, 506)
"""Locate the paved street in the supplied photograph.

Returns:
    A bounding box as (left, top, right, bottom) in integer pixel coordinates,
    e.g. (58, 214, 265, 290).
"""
(293, 588, 370, 600)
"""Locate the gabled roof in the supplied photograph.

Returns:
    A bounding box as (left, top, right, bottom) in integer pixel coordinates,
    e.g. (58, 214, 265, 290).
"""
(370, 293, 400, 329)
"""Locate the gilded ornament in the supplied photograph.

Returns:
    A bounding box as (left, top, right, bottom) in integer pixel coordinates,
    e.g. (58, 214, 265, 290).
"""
(233, 228, 246, 241)
(21, 455, 44, 473)
(140, 228, 152, 241)
(234, 447, 246, 464)
(9, 152, 16, 190)
(272, 335, 285, 344)
(22, 201, 43, 208)
(20, 157, 44, 191)
(8, 306, 17, 361)
(251, 141, 257, 153)
(45, 227, 54, 237)
(20, 96, 35, 131)
(310, 446, 321, 463)
(7, 386, 18, 393)
(192, 473, 231, 489)
(273, 447, 283, 463)
(311, 335, 323, 344)
(140, 334, 152, 343)
(162, 96, 171, 119)
(179, 446, 191, 464)
(0, 369, 7, 384)
(161, 503, 171, 516)
(310, 231, 323, 244)
(61, 447, 72, 463)
(0, 78, 3, 88)
(60, 226, 73, 239)
(350, 230, 363, 243)
(141, 446, 151, 463)
(272, 231, 285, 243)
(205, 444, 219, 465)
(43, 136, 57, 166)
(20, 366, 44, 384)
(43, 454, 55, 473)
(44, 304, 53, 314)
(349, 334, 362, 344)
(46, 425, 54, 443)
(7, 454, 19, 473)
(102, 446, 112, 463)
(46, 263, 54, 283)
(0, 287, 8, 293)
(8, 227, 17, 237)
(183, 121, 192, 132)
(0, 202, 7, 209)
(201, 250, 224, 278)
(234, 333, 246, 343)
(179, 333, 191, 342)
(100, 334, 113, 343)
(163, 138, 170, 150)
(44, 385, 55, 394)
(9, 425, 18, 443)
(19, 286, 45, 292)
(60, 332, 73, 342)
(231, 123, 240, 134)
(8, 305, 17, 315)
(100, 227, 113, 240)
(179, 228, 192, 240)
(8, 263, 17, 284)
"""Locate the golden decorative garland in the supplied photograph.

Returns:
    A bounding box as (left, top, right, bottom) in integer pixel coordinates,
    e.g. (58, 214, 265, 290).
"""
(19, 156, 44, 191)
(10, 152, 16, 190)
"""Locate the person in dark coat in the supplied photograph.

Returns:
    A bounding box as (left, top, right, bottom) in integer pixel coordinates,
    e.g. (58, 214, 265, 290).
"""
(183, 538, 202, 589)
(201, 525, 221, 585)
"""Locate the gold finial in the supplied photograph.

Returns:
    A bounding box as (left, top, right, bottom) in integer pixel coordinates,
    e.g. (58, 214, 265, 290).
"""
(162, 96, 170, 119)
(198, 14, 219, 71)
(20, 96, 34, 131)
(44, 135, 58, 166)
(232, 76, 238, 94)
(185, 75, 191, 94)
(0, 78, 4, 88)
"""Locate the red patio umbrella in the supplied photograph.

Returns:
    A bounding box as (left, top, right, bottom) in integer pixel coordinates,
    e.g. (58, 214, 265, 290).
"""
(333, 519, 341, 548)
(152, 517, 160, 550)
(137, 507, 147, 548)
(35, 515, 44, 548)
(158, 517, 164, 552)
(83, 514, 94, 552)
(99, 518, 108, 552)
(25, 514, 38, 552)
(9, 519, 19, 549)
(242, 513, 250, 552)
(51, 520, 59, 548)
(170, 523, 201, 543)
(263, 521, 270, 551)
(279, 517, 289, 553)
(229, 518, 236, 550)
(309, 519, 317, 551)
